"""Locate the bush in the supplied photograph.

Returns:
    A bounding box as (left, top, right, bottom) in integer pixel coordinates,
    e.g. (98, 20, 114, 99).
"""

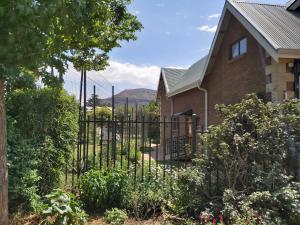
(104, 208, 128, 225)
(41, 189, 87, 225)
(7, 118, 42, 213)
(172, 95, 300, 221)
(222, 182, 300, 225)
(170, 166, 206, 217)
(78, 169, 129, 211)
(7, 87, 78, 203)
(124, 176, 172, 219)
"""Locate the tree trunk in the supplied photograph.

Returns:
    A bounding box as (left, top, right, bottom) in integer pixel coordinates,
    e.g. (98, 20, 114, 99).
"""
(0, 79, 8, 225)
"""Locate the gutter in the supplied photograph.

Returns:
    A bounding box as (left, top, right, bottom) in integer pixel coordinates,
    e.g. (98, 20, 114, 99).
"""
(196, 81, 208, 131)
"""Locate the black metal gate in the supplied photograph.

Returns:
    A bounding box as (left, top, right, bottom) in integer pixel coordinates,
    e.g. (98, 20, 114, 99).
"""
(65, 69, 201, 186)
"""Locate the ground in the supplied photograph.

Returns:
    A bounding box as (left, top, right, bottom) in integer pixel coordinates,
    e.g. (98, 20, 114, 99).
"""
(88, 216, 164, 225)
(10, 214, 166, 225)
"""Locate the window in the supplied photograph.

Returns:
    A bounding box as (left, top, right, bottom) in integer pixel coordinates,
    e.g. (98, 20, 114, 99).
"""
(231, 37, 247, 59)
(266, 74, 272, 84)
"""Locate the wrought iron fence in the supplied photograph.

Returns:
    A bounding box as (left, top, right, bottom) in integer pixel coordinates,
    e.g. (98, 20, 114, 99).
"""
(64, 69, 202, 186)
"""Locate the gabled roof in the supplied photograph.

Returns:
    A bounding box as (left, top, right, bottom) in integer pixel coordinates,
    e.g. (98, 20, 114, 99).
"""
(203, 0, 300, 88)
(168, 55, 208, 96)
(286, 0, 300, 10)
(160, 68, 187, 94)
(164, 0, 300, 97)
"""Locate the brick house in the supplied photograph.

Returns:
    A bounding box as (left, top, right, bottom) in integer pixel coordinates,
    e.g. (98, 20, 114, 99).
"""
(157, 0, 300, 145)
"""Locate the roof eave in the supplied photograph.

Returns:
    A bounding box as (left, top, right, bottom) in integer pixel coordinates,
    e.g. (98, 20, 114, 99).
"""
(167, 82, 198, 97)
(278, 49, 300, 59)
(226, 0, 280, 61)
(286, 0, 300, 10)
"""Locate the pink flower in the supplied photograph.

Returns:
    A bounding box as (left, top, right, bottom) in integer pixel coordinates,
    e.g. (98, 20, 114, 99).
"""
(219, 214, 223, 222)
(212, 218, 217, 225)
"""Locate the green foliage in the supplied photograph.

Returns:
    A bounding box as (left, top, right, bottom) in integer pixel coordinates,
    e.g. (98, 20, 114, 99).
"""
(144, 101, 160, 142)
(7, 87, 78, 212)
(104, 208, 128, 225)
(170, 167, 206, 217)
(37, 137, 65, 194)
(162, 95, 300, 222)
(1, 0, 142, 75)
(7, 88, 78, 157)
(200, 94, 289, 193)
(7, 118, 42, 212)
(41, 189, 87, 225)
(124, 176, 172, 219)
(87, 107, 112, 120)
(78, 169, 129, 211)
(223, 183, 300, 225)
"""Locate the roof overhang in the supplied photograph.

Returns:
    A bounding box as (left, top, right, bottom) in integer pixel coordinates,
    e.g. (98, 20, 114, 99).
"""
(167, 82, 198, 97)
(200, 0, 300, 87)
(286, 0, 300, 10)
(166, 0, 300, 98)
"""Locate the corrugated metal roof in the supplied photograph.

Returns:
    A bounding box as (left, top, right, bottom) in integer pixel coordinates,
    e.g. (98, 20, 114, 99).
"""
(286, 0, 300, 10)
(229, 0, 300, 50)
(169, 55, 208, 96)
(161, 68, 187, 93)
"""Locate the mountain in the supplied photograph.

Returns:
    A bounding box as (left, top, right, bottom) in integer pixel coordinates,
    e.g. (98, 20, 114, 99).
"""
(102, 88, 157, 105)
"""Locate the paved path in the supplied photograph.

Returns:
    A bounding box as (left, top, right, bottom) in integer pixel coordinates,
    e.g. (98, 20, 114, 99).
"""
(143, 144, 170, 161)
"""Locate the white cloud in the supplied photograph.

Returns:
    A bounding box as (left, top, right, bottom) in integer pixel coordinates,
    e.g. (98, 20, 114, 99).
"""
(64, 60, 161, 96)
(208, 13, 221, 20)
(197, 25, 218, 33)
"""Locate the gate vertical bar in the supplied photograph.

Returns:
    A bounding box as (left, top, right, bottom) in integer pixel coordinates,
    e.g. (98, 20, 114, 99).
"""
(127, 115, 131, 174)
(112, 86, 116, 167)
(107, 120, 110, 168)
(170, 117, 173, 184)
(100, 115, 103, 170)
(141, 115, 145, 181)
(134, 108, 138, 182)
(83, 68, 87, 172)
(120, 116, 124, 169)
(86, 115, 90, 171)
(192, 114, 197, 155)
(77, 68, 84, 179)
(93, 85, 96, 168)
(163, 116, 166, 179)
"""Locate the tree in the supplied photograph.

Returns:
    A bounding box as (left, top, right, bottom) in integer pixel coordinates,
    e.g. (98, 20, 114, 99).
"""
(0, 1, 142, 223)
(87, 94, 102, 107)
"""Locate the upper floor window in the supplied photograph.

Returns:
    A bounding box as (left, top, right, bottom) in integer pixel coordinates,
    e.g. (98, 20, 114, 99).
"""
(231, 37, 247, 60)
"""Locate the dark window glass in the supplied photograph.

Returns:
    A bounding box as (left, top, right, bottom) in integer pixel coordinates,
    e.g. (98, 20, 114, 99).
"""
(240, 38, 247, 55)
(231, 42, 239, 59)
(231, 37, 247, 59)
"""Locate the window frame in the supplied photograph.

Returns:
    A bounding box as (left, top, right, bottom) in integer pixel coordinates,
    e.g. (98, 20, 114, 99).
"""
(230, 37, 247, 60)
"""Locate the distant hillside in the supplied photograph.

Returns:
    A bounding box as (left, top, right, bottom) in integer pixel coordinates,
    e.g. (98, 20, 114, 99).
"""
(102, 88, 157, 105)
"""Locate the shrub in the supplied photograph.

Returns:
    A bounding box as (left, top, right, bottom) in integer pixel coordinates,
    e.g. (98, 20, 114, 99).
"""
(7, 118, 42, 213)
(104, 208, 128, 225)
(7, 87, 78, 198)
(124, 176, 172, 219)
(170, 166, 206, 217)
(223, 183, 300, 225)
(41, 189, 87, 225)
(78, 169, 129, 211)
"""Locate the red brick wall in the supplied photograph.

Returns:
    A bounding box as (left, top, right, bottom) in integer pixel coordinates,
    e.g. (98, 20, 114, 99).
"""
(172, 15, 266, 127)
(172, 88, 206, 130)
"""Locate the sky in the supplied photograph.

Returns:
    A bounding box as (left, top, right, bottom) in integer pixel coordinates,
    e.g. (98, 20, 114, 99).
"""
(64, 0, 287, 98)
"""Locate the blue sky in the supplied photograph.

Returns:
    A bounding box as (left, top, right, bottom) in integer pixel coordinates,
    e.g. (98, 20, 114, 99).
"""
(64, 0, 287, 98)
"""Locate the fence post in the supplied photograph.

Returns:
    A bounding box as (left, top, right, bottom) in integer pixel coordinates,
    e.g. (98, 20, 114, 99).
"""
(191, 114, 197, 155)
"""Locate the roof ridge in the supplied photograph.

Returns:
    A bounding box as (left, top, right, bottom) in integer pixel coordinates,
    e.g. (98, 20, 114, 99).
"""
(228, 0, 285, 7)
(162, 67, 187, 70)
